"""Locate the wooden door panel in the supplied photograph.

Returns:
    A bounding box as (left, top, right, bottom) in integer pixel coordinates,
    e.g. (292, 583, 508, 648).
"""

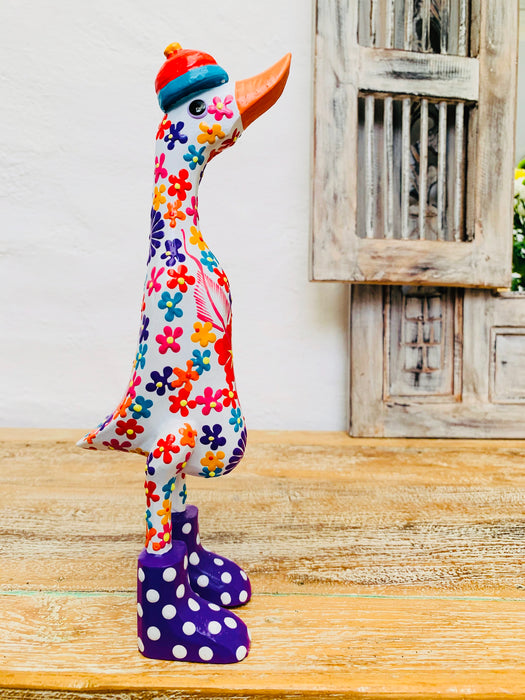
(351, 286, 525, 437)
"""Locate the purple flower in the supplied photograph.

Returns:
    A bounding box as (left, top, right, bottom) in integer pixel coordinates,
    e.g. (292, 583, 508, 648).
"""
(149, 208, 165, 262)
(139, 315, 150, 343)
(224, 427, 247, 475)
(200, 424, 227, 451)
(161, 238, 186, 267)
(145, 366, 174, 396)
(164, 121, 188, 150)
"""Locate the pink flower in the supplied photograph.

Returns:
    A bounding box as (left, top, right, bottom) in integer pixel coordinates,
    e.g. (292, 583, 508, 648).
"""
(154, 153, 168, 182)
(207, 95, 234, 121)
(146, 266, 165, 296)
(127, 371, 141, 399)
(195, 386, 223, 416)
(186, 196, 199, 226)
(156, 325, 183, 354)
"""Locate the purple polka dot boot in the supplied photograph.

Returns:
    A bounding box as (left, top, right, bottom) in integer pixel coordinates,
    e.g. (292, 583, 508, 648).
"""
(137, 541, 250, 663)
(171, 505, 252, 608)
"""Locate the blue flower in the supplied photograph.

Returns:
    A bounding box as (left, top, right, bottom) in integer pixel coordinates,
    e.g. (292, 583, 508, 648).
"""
(164, 121, 188, 149)
(200, 466, 223, 478)
(158, 291, 183, 322)
(179, 482, 187, 504)
(139, 315, 150, 343)
(225, 427, 247, 475)
(161, 237, 186, 267)
(149, 208, 165, 262)
(200, 249, 219, 273)
(191, 349, 211, 374)
(229, 408, 243, 433)
(130, 395, 153, 419)
(145, 508, 153, 528)
(162, 477, 176, 500)
(145, 366, 173, 396)
(183, 145, 206, 170)
(135, 343, 148, 370)
(200, 424, 226, 451)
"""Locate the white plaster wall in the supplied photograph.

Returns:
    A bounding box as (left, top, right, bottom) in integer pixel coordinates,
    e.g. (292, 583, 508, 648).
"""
(0, 0, 349, 431)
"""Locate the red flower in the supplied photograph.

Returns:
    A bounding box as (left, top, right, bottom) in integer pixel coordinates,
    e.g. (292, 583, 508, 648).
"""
(144, 480, 160, 507)
(221, 387, 238, 408)
(168, 169, 192, 201)
(115, 418, 144, 440)
(102, 438, 131, 451)
(214, 267, 230, 293)
(156, 114, 171, 140)
(167, 264, 196, 292)
(171, 360, 199, 392)
(175, 450, 192, 474)
(168, 388, 196, 417)
(214, 321, 234, 386)
(152, 434, 181, 464)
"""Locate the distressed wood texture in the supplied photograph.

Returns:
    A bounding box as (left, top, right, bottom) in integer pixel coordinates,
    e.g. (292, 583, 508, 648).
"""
(2, 429, 525, 698)
(311, 0, 517, 287)
(351, 286, 525, 437)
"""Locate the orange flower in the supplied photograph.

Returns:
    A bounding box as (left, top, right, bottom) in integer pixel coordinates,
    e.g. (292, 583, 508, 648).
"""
(153, 184, 167, 211)
(191, 321, 216, 347)
(200, 450, 225, 472)
(113, 395, 132, 419)
(171, 360, 199, 391)
(189, 225, 206, 250)
(163, 200, 186, 228)
(157, 499, 172, 526)
(179, 422, 197, 448)
(197, 122, 225, 145)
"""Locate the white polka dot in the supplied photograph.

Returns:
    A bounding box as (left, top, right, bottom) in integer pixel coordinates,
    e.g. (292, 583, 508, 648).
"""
(137, 603, 143, 617)
(236, 645, 247, 661)
(221, 572, 232, 584)
(162, 567, 176, 582)
(188, 598, 200, 611)
(137, 637, 145, 652)
(182, 621, 196, 636)
(147, 626, 161, 641)
(176, 583, 185, 598)
(162, 604, 176, 619)
(183, 555, 188, 569)
(199, 646, 213, 661)
(189, 551, 200, 565)
(208, 603, 221, 611)
(138, 568, 145, 582)
(240, 570, 248, 581)
(208, 620, 222, 634)
(182, 523, 192, 534)
(239, 590, 249, 603)
(224, 616, 237, 629)
(214, 558, 224, 566)
(221, 592, 232, 605)
(146, 588, 160, 603)
(196, 533, 201, 545)
(173, 644, 187, 659)
(197, 574, 209, 588)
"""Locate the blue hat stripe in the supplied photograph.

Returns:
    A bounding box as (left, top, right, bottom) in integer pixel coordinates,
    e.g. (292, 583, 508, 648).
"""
(158, 65, 229, 112)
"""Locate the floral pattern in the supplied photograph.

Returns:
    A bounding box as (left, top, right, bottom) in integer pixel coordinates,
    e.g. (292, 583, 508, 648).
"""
(78, 81, 248, 554)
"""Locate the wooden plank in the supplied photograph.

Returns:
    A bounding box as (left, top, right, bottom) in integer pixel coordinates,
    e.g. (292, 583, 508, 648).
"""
(358, 48, 479, 101)
(1, 591, 525, 697)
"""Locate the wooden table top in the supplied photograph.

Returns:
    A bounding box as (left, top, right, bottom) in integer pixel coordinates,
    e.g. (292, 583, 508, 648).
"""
(1, 429, 525, 698)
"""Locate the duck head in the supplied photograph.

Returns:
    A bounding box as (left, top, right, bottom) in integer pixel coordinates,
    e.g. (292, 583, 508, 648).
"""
(155, 43, 291, 167)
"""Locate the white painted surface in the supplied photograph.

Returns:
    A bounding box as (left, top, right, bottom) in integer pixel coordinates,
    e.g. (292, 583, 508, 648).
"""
(0, 0, 349, 430)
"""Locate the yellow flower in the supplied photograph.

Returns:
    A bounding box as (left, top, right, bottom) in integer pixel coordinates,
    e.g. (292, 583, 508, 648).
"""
(191, 321, 216, 348)
(153, 184, 167, 211)
(189, 225, 206, 250)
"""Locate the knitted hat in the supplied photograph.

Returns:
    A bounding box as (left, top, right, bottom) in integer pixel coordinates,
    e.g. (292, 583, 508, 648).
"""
(155, 43, 229, 113)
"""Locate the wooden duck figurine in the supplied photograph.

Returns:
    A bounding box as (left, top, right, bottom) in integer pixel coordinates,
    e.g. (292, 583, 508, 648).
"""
(77, 44, 291, 663)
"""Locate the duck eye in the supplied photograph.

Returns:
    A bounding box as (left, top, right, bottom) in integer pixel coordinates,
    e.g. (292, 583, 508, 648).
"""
(188, 99, 207, 118)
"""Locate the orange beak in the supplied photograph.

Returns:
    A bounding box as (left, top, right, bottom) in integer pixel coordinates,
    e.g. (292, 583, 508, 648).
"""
(235, 53, 291, 129)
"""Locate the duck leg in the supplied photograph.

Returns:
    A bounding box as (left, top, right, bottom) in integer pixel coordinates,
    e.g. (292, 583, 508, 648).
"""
(137, 430, 250, 663)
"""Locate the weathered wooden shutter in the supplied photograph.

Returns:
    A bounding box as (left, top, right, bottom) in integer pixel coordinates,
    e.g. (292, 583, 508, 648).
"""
(311, 0, 518, 287)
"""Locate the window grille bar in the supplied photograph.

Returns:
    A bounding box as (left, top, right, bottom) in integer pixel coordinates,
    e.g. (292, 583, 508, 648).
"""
(401, 97, 411, 239)
(453, 102, 465, 241)
(422, 0, 431, 51)
(365, 94, 376, 239)
(383, 96, 394, 238)
(386, 0, 395, 48)
(419, 98, 429, 240)
(404, 0, 414, 50)
(440, 0, 450, 54)
(437, 101, 447, 240)
(458, 0, 468, 56)
(370, 0, 378, 46)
